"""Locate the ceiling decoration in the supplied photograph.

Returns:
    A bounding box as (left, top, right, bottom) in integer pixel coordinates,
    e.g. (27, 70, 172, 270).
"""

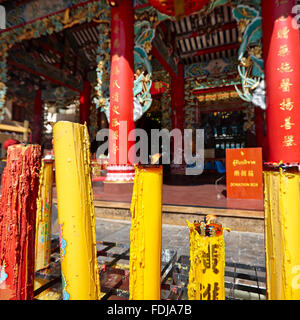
(0, 0, 109, 119)
(184, 57, 238, 79)
(171, 5, 239, 65)
(6, 20, 102, 101)
(2, 0, 87, 29)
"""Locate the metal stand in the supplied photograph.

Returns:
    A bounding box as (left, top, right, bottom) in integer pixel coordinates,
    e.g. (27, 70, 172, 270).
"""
(34, 237, 266, 300)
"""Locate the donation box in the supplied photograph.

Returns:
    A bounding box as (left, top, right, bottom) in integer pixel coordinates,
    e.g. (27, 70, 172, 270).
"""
(226, 148, 263, 200)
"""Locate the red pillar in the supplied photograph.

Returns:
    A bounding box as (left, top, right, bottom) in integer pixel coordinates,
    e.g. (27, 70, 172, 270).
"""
(171, 63, 185, 172)
(79, 80, 91, 126)
(32, 89, 43, 145)
(255, 107, 269, 161)
(0, 145, 41, 300)
(262, 0, 300, 163)
(106, 0, 135, 182)
(171, 63, 185, 132)
(254, 107, 268, 160)
(255, 107, 264, 148)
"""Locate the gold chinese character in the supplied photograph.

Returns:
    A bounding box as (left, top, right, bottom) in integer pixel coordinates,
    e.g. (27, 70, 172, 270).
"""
(277, 62, 293, 73)
(113, 39, 120, 49)
(241, 170, 247, 177)
(280, 98, 294, 111)
(113, 25, 119, 34)
(112, 54, 120, 63)
(280, 78, 292, 92)
(278, 45, 289, 57)
(234, 170, 240, 177)
(113, 80, 120, 89)
(277, 26, 290, 39)
(112, 119, 120, 127)
(281, 117, 295, 130)
(113, 66, 120, 75)
(113, 93, 119, 103)
(248, 170, 254, 177)
(112, 144, 119, 155)
(283, 135, 296, 147)
(113, 13, 120, 21)
(112, 104, 120, 114)
(114, 131, 119, 141)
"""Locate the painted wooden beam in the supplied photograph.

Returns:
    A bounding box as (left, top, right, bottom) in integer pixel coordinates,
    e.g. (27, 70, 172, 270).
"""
(181, 43, 240, 60)
(193, 84, 242, 95)
(8, 59, 82, 93)
(175, 22, 237, 41)
(1, 0, 100, 34)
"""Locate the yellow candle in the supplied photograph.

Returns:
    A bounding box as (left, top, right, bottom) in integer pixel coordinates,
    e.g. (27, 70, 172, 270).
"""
(187, 220, 226, 300)
(129, 165, 163, 300)
(35, 159, 54, 273)
(53, 121, 100, 300)
(264, 169, 300, 300)
(34, 159, 54, 299)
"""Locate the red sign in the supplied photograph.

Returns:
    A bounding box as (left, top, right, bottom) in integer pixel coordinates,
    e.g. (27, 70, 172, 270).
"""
(226, 148, 263, 200)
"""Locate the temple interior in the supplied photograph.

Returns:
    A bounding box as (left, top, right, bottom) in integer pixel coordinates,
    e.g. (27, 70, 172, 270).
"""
(0, 0, 300, 301)
(0, 2, 266, 211)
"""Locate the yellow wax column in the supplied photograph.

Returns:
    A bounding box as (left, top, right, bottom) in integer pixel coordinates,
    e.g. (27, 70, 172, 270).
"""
(129, 165, 163, 300)
(264, 169, 300, 300)
(53, 121, 100, 300)
(34, 159, 55, 300)
(187, 221, 226, 300)
(35, 159, 54, 273)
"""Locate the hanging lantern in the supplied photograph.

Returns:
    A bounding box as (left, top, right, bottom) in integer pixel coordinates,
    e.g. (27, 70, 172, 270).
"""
(149, 0, 210, 18)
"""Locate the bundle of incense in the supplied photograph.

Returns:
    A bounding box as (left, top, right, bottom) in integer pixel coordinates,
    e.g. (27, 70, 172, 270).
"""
(194, 215, 223, 237)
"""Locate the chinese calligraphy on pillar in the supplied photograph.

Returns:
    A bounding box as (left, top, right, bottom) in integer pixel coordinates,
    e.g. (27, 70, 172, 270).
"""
(106, 0, 135, 183)
(110, 20, 121, 160)
(108, 1, 135, 168)
(262, 0, 300, 162)
(275, 6, 297, 149)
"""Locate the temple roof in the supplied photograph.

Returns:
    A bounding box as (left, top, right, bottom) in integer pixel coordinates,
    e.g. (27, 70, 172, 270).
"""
(172, 5, 239, 65)
(3, 1, 241, 104)
(7, 20, 101, 101)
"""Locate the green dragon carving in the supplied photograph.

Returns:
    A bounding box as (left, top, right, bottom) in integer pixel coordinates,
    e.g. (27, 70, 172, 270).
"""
(231, 2, 266, 109)
(202, 1, 265, 108)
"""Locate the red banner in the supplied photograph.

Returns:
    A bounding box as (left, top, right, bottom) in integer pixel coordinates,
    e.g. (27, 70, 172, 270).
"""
(262, 0, 300, 163)
(226, 148, 263, 200)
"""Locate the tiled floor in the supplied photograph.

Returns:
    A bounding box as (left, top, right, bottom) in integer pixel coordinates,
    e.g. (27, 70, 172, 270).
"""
(51, 195, 265, 268)
(51, 202, 265, 267)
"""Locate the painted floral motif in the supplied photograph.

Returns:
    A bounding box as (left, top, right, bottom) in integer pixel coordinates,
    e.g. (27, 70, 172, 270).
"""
(62, 272, 70, 300)
(58, 223, 67, 260)
(0, 260, 8, 285)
